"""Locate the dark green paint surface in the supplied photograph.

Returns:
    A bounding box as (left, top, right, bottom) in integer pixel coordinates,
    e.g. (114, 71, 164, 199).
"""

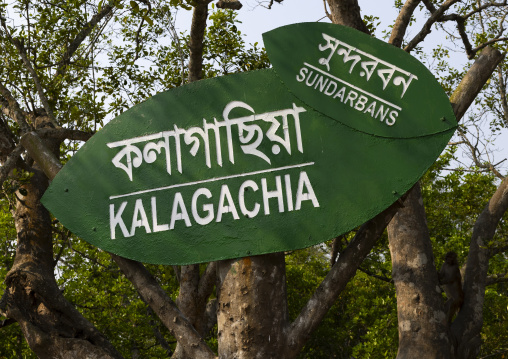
(42, 24, 457, 265)
(263, 23, 455, 138)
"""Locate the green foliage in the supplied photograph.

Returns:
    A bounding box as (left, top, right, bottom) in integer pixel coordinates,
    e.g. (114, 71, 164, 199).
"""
(55, 235, 179, 357)
(285, 244, 398, 359)
(481, 277, 508, 357)
(98, 6, 269, 116)
(422, 151, 508, 356)
(362, 15, 380, 35)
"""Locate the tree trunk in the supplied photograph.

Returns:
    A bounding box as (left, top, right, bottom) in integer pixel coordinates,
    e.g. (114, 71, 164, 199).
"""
(217, 253, 288, 358)
(326, 0, 370, 33)
(388, 183, 453, 359)
(2, 121, 122, 359)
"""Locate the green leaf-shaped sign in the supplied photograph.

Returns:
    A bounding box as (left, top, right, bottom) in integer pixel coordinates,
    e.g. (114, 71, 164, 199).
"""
(41, 24, 456, 265)
(263, 23, 455, 138)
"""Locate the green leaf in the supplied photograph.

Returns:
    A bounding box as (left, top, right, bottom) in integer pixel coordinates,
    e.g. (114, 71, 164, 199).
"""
(143, 14, 153, 26)
(130, 0, 139, 13)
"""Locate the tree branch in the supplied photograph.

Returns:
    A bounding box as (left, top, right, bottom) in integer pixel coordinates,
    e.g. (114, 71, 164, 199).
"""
(449, 46, 505, 121)
(111, 255, 216, 359)
(55, 4, 114, 78)
(176, 264, 200, 321)
(389, 0, 422, 48)
(383, 47, 505, 353)
(198, 261, 217, 304)
(0, 145, 25, 186)
(162, 8, 186, 86)
(454, 175, 508, 354)
(441, 1, 508, 22)
(286, 198, 405, 357)
(358, 266, 394, 283)
(35, 127, 93, 142)
(19, 132, 62, 180)
(489, 243, 508, 257)
(145, 303, 175, 356)
(216, 0, 242, 10)
(323, 0, 332, 21)
(286, 33, 506, 356)
(455, 16, 475, 59)
(437, 2, 508, 58)
(471, 37, 508, 57)
(188, 0, 212, 82)
(486, 272, 508, 285)
(326, 0, 370, 34)
(0, 83, 32, 134)
(497, 66, 508, 127)
(421, 0, 437, 13)
(457, 127, 505, 179)
(26, 145, 211, 359)
(404, 0, 461, 53)
(0, 114, 16, 159)
(0, 18, 58, 127)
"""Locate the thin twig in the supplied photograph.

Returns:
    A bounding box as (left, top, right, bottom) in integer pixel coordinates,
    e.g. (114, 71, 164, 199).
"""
(358, 267, 394, 283)
(164, 9, 186, 86)
(55, 3, 114, 78)
(323, 0, 332, 21)
(404, 0, 461, 53)
(0, 17, 59, 127)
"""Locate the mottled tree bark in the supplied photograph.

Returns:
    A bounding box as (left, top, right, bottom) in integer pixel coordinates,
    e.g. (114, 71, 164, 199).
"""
(326, 0, 370, 33)
(217, 253, 288, 359)
(388, 183, 452, 359)
(449, 46, 506, 121)
(389, 0, 421, 48)
(188, 0, 212, 83)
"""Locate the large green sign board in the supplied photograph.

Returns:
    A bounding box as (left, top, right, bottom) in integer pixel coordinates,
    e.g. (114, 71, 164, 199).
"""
(42, 23, 457, 265)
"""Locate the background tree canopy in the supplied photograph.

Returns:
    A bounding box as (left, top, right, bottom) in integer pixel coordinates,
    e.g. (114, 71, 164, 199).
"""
(0, 1, 507, 358)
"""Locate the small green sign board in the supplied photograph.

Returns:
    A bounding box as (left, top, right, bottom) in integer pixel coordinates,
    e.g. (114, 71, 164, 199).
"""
(42, 23, 457, 265)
